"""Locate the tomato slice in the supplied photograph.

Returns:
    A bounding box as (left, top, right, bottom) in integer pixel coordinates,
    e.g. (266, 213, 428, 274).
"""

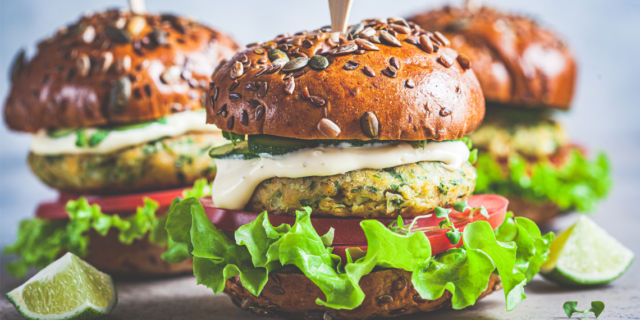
(35, 188, 187, 220)
(202, 194, 508, 257)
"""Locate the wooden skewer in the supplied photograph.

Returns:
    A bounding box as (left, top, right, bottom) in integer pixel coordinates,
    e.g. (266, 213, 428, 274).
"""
(129, 0, 146, 14)
(328, 0, 353, 34)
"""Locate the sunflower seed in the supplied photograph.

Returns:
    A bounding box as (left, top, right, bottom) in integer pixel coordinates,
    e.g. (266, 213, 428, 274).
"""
(284, 76, 295, 95)
(257, 56, 268, 64)
(255, 66, 268, 77)
(105, 25, 131, 43)
(333, 43, 358, 55)
(128, 16, 147, 36)
(212, 86, 219, 101)
(418, 35, 434, 53)
(404, 36, 418, 45)
(258, 82, 269, 97)
(108, 76, 131, 112)
(438, 53, 454, 68)
(81, 26, 95, 43)
(348, 23, 364, 36)
(440, 107, 451, 116)
(381, 66, 397, 78)
(229, 92, 242, 100)
(271, 57, 289, 66)
(9, 49, 26, 82)
(255, 105, 265, 121)
(457, 54, 471, 70)
(227, 115, 235, 130)
(161, 66, 182, 84)
(359, 27, 376, 38)
(282, 57, 309, 72)
(389, 57, 400, 69)
(229, 80, 239, 91)
(76, 54, 90, 77)
(309, 95, 326, 107)
(405, 79, 415, 88)
(388, 17, 410, 28)
(354, 38, 379, 51)
(343, 60, 359, 71)
(309, 55, 329, 70)
(380, 30, 402, 47)
(116, 55, 132, 72)
(433, 31, 450, 46)
(392, 278, 407, 291)
(230, 61, 244, 79)
(360, 111, 379, 138)
(240, 110, 249, 125)
(217, 103, 228, 117)
(390, 24, 411, 34)
(317, 118, 340, 137)
(362, 66, 375, 77)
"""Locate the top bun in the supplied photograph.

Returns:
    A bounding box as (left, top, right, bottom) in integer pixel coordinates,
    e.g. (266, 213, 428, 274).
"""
(4, 9, 238, 132)
(206, 18, 484, 141)
(409, 6, 576, 109)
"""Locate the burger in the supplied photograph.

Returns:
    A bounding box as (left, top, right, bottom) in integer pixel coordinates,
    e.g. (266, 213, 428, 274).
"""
(162, 18, 553, 319)
(3, 9, 238, 276)
(408, 5, 611, 224)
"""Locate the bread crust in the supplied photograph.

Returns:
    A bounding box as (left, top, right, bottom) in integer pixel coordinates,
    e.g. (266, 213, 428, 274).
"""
(206, 18, 484, 141)
(84, 230, 192, 276)
(507, 196, 562, 225)
(4, 10, 238, 132)
(224, 270, 500, 319)
(409, 6, 576, 109)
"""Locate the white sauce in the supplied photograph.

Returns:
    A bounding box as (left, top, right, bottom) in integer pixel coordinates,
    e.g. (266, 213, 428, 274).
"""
(212, 140, 469, 209)
(31, 111, 220, 155)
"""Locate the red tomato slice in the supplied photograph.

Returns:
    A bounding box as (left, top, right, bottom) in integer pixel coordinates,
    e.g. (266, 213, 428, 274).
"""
(202, 194, 508, 257)
(35, 188, 187, 220)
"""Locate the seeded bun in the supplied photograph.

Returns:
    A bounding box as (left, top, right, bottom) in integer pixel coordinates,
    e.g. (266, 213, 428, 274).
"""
(408, 6, 576, 109)
(84, 230, 192, 276)
(4, 9, 238, 132)
(206, 18, 484, 141)
(225, 270, 501, 319)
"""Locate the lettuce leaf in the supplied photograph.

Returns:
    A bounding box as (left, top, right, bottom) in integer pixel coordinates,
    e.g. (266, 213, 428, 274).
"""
(164, 199, 553, 311)
(475, 151, 611, 211)
(4, 178, 212, 277)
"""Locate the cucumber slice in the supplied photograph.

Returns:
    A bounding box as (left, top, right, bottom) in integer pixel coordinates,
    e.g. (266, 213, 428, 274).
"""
(247, 135, 316, 155)
(209, 141, 257, 159)
(6, 253, 116, 320)
(541, 216, 634, 286)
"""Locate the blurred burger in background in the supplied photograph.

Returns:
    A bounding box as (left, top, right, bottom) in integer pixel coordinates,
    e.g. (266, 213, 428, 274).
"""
(409, 4, 611, 224)
(3, 8, 238, 276)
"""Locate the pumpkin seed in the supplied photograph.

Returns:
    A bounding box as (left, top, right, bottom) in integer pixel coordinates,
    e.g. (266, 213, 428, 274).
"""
(108, 76, 131, 112)
(308, 55, 329, 70)
(282, 57, 309, 72)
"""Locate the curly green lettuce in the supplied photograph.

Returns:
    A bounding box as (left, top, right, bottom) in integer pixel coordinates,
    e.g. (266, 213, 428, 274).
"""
(164, 199, 553, 311)
(3, 178, 212, 277)
(475, 151, 611, 211)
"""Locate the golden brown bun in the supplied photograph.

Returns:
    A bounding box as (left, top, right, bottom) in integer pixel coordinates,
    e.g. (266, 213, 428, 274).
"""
(206, 18, 485, 141)
(409, 6, 576, 109)
(225, 270, 501, 319)
(507, 196, 562, 225)
(5, 9, 238, 132)
(84, 230, 192, 276)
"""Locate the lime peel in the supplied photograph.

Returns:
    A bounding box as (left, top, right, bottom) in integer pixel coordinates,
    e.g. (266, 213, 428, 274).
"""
(541, 216, 634, 286)
(6, 252, 117, 320)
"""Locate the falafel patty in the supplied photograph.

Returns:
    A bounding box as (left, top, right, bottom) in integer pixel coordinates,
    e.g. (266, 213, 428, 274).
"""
(29, 132, 222, 194)
(471, 106, 567, 158)
(247, 161, 475, 218)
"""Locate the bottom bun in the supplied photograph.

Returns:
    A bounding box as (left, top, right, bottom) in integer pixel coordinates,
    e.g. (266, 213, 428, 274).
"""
(508, 196, 564, 225)
(225, 269, 501, 319)
(84, 230, 192, 276)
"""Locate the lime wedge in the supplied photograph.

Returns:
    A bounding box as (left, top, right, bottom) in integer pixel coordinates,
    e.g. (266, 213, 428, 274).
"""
(541, 216, 634, 286)
(6, 252, 117, 320)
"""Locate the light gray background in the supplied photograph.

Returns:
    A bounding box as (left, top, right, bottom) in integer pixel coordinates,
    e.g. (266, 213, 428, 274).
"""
(1, 1, 640, 319)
